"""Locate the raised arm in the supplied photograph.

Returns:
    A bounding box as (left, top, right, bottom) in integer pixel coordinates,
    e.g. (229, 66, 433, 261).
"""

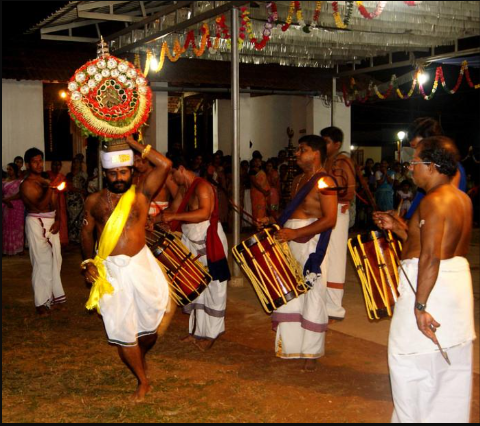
(125, 136, 172, 201)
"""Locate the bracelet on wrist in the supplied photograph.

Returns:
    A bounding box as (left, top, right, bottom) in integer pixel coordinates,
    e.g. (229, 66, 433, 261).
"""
(141, 144, 152, 159)
(80, 259, 94, 270)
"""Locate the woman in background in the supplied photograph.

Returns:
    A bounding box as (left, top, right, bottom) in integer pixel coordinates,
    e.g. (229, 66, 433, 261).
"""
(66, 156, 88, 244)
(2, 163, 25, 255)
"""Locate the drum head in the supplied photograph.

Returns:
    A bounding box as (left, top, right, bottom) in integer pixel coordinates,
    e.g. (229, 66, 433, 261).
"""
(234, 226, 278, 254)
(349, 230, 395, 248)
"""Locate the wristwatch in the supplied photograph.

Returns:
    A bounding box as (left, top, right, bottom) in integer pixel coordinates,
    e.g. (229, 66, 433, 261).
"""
(415, 301, 427, 311)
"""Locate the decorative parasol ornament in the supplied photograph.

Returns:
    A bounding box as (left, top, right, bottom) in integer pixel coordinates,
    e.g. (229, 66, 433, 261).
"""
(66, 37, 152, 140)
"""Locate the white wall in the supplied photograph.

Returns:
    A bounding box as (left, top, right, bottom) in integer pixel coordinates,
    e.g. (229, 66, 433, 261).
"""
(333, 102, 352, 153)
(216, 94, 338, 161)
(306, 98, 352, 153)
(146, 87, 168, 154)
(2, 80, 44, 169)
(360, 147, 383, 164)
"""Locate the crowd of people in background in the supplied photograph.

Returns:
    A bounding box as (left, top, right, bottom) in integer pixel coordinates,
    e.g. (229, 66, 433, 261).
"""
(2, 134, 480, 257)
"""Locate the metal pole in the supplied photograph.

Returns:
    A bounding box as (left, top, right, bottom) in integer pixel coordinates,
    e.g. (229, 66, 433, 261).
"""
(230, 6, 242, 285)
(331, 76, 336, 126)
(98, 141, 103, 190)
(181, 94, 185, 151)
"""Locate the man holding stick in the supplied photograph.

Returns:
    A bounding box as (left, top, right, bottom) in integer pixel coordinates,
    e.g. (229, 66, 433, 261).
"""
(374, 136, 475, 422)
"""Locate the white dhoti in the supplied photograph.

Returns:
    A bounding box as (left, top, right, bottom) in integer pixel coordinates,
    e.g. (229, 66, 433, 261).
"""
(25, 212, 65, 307)
(181, 221, 228, 340)
(99, 245, 170, 346)
(149, 201, 169, 217)
(326, 203, 349, 319)
(388, 257, 476, 423)
(271, 219, 329, 359)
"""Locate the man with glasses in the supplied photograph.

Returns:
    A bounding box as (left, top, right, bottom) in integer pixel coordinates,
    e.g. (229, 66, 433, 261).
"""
(404, 117, 467, 219)
(373, 136, 475, 422)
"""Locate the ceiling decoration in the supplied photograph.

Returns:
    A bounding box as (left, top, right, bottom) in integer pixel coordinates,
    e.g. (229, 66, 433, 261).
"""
(30, 2, 480, 69)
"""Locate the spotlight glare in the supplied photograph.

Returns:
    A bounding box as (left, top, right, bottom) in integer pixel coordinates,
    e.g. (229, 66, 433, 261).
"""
(418, 72, 429, 85)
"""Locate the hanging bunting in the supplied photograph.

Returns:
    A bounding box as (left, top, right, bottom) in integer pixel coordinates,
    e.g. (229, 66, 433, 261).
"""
(356, 1, 387, 19)
(312, 1, 324, 27)
(396, 72, 417, 99)
(332, 1, 354, 29)
(342, 60, 479, 106)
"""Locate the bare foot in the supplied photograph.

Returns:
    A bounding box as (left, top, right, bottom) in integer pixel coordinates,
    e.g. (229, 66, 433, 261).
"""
(36, 306, 50, 317)
(50, 304, 67, 312)
(303, 359, 317, 372)
(193, 339, 215, 352)
(180, 334, 196, 343)
(131, 383, 152, 402)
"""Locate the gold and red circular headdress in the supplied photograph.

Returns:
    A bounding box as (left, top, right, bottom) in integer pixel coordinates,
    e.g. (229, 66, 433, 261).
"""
(66, 38, 152, 140)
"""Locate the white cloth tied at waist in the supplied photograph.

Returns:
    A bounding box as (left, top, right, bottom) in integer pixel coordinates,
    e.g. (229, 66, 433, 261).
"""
(149, 201, 168, 217)
(27, 211, 56, 218)
(272, 218, 328, 332)
(389, 256, 476, 356)
(181, 220, 228, 339)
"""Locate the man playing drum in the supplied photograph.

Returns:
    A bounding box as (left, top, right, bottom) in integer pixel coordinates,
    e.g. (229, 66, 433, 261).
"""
(159, 157, 230, 352)
(133, 149, 178, 227)
(373, 136, 475, 422)
(263, 135, 337, 371)
(81, 136, 176, 402)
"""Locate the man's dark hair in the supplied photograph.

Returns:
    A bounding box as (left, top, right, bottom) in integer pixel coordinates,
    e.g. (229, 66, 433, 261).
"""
(408, 117, 443, 140)
(298, 135, 327, 162)
(418, 136, 458, 177)
(24, 148, 44, 164)
(252, 150, 263, 160)
(171, 155, 189, 170)
(7, 162, 19, 177)
(14, 156, 23, 163)
(320, 126, 344, 144)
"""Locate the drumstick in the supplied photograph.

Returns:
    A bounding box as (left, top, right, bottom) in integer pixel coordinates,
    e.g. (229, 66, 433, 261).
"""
(396, 198, 403, 216)
(228, 199, 257, 227)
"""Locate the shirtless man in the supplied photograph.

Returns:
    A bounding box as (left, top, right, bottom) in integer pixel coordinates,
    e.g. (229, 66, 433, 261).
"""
(374, 136, 475, 423)
(81, 136, 176, 401)
(270, 135, 337, 371)
(321, 126, 356, 321)
(20, 148, 66, 316)
(133, 151, 178, 228)
(160, 156, 230, 352)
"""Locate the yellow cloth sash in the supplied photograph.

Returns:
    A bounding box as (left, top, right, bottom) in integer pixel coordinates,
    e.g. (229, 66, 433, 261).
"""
(85, 185, 136, 313)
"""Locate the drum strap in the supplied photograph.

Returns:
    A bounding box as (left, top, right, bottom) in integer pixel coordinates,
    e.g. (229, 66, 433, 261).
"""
(278, 172, 334, 279)
(171, 178, 231, 282)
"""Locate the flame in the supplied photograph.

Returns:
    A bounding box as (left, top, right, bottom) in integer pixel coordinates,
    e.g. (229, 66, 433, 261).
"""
(56, 181, 66, 191)
(317, 177, 330, 189)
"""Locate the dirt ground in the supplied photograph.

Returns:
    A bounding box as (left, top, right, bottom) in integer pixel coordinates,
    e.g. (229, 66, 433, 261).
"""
(2, 243, 479, 423)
